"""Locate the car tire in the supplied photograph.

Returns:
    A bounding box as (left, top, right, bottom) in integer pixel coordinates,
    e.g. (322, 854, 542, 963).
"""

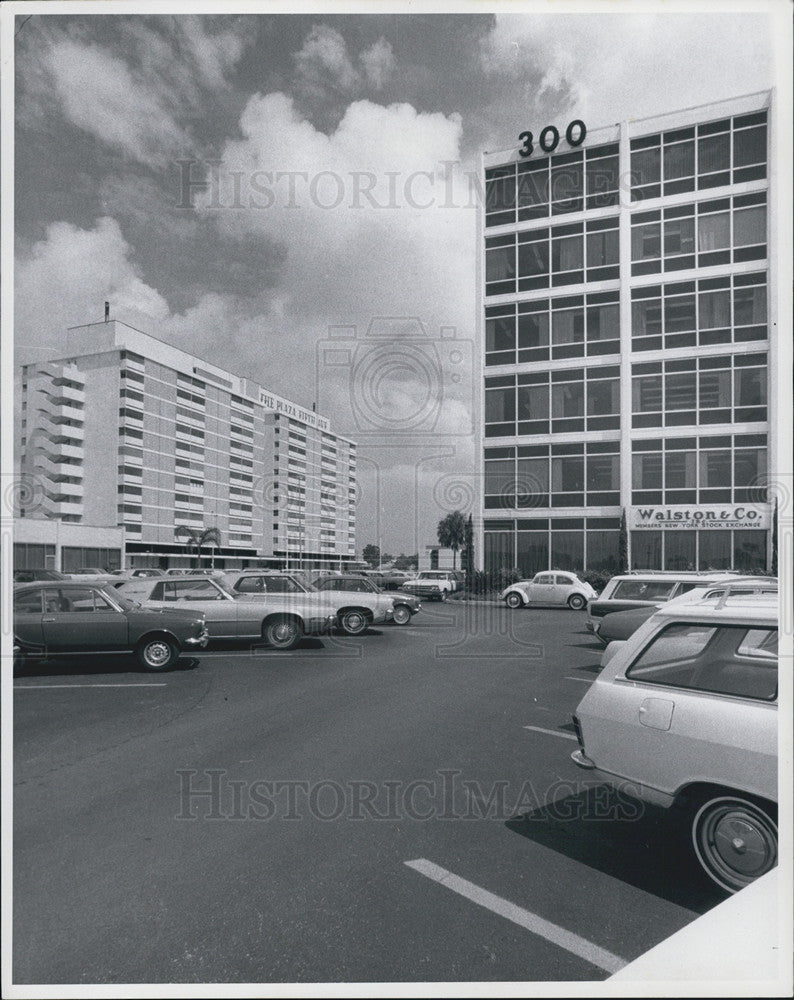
(263, 616, 303, 650)
(505, 592, 523, 609)
(392, 605, 412, 626)
(567, 594, 586, 610)
(136, 636, 179, 671)
(438, 591, 447, 603)
(340, 609, 370, 635)
(691, 794, 777, 893)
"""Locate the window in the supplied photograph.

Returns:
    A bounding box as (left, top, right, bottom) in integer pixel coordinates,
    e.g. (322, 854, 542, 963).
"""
(15, 589, 44, 613)
(485, 234, 516, 296)
(158, 580, 226, 601)
(585, 144, 619, 208)
(550, 153, 583, 214)
(613, 580, 678, 601)
(517, 161, 549, 220)
(41, 588, 114, 613)
(485, 165, 516, 227)
(485, 311, 515, 366)
(626, 622, 777, 700)
(630, 136, 661, 200)
(551, 227, 584, 286)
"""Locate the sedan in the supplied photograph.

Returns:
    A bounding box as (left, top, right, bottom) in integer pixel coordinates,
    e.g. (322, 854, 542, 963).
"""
(13, 581, 208, 672)
(500, 571, 596, 610)
(222, 571, 394, 635)
(311, 574, 421, 626)
(116, 575, 336, 650)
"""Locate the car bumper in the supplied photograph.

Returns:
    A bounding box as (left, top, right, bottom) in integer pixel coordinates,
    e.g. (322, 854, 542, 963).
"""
(184, 629, 210, 648)
(305, 615, 338, 635)
(570, 750, 675, 809)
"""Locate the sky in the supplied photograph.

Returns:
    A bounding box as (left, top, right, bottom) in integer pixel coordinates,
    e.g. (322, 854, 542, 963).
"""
(12, 2, 783, 558)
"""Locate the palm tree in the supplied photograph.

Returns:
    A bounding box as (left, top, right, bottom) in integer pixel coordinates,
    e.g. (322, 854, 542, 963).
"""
(437, 510, 467, 570)
(175, 525, 222, 568)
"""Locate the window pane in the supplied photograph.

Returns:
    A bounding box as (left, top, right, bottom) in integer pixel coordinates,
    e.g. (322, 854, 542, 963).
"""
(632, 375, 662, 412)
(516, 531, 548, 576)
(664, 140, 694, 179)
(586, 530, 620, 571)
(519, 312, 549, 347)
(734, 448, 767, 487)
(698, 132, 729, 173)
(587, 454, 619, 490)
(551, 531, 583, 571)
(486, 246, 515, 282)
(517, 168, 549, 208)
(632, 224, 661, 260)
(517, 457, 549, 494)
(484, 531, 514, 574)
(587, 379, 619, 415)
(665, 372, 696, 410)
(518, 242, 549, 277)
(733, 530, 766, 572)
(486, 317, 516, 353)
(632, 147, 660, 186)
(633, 299, 662, 336)
(630, 531, 661, 569)
(586, 156, 618, 196)
(551, 163, 583, 201)
(517, 384, 549, 420)
(552, 382, 584, 417)
(697, 212, 730, 251)
(700, 450, 731, 488)
(665, 294, 696, 331)
(664, 531, 696, 570)
(586, 229, 619, 267)
(733, 125, 766, 167)
(486, 176, 516, 213)
(733, 206, 766, 246)
(485, 388, 515, 423)
(485, 460, 515, 495)
(734, 286, 766, 325)
(699, 530, 732, 570)
(551, 456, 584, 491)
(665, 450, 696, 488)
(699, 289, 730, 328)
(552, 309, 584, 345)
(552, 235, 583, 271)
(664, 218, 695, 255)
(734, 368, 766, 406)
(588, 303, 619, 340)
(699, 370, 731, 408)
(633, 453, 662, 489)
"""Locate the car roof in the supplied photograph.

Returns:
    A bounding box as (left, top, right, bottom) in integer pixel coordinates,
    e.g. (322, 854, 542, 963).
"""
(14, 579, 114, 591)
(651, 596, 778, 625)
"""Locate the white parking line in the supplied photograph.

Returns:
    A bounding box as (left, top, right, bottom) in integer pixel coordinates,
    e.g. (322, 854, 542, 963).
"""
(523, 724, 578, 741)
(405, 859, 626, 974)
(14, 683, 168, 690)
(565, 675, 594, 684)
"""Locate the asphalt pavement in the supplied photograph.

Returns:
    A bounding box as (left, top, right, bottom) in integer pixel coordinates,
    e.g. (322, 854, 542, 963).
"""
(13, 603, 725, 985)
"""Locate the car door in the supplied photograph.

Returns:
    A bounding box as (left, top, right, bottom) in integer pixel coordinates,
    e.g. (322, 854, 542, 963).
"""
(554, 574, 575, 605)
(40, 587, 129, 652)
(149, 579, 241, 638)
(528, 573, 556, 605)
(14, 588, 45, 649)
(587, 621, 778, 800)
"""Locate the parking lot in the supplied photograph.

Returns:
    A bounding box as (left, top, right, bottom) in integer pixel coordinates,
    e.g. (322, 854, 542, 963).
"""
(13, 602, 726, 984)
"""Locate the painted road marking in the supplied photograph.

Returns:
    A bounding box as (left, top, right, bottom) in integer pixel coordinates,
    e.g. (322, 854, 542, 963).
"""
(405, 858, 626, 974)
(15, 683, 168, 690)
(523, 724, 578, 741)
(565, 675, 593, 684)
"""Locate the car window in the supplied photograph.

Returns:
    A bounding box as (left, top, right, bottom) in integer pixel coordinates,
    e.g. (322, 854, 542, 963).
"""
(263, 577, 302, 594)
(160, 580, 225, 601)
(612, 580, 678, 601)
(555, 575, 573, 585)
(42, 588, 115, 613)
(235, 576, 265, 593)
(627, 622, 778, 701)
(15, 590, 43, 613)
(535, 574, 554, 585)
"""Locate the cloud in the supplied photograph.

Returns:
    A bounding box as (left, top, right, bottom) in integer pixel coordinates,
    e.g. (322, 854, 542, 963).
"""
(360, 38, 395, 90)
(17, 17, 252, 167)
(294, 23, 362, 98)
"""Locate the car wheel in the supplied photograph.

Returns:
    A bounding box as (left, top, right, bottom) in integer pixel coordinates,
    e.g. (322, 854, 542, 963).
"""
(340, 609, 370, 635)
(438, 591, 447, 603)
(263, 616, 303, 650)
(505, 592, 523, 609)
(567, 594, 586, 610)
(136, 636, 179, 671)
(392, 604, 412, 626)
(691, 794, 777, 893)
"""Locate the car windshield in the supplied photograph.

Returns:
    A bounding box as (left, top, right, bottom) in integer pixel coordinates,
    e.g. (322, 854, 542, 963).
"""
(108, 590, 141, 611)
(612, 580, 678, 601)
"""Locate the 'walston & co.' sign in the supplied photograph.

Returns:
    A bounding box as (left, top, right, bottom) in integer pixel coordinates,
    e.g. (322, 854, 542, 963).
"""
(631, 505, 770, 531)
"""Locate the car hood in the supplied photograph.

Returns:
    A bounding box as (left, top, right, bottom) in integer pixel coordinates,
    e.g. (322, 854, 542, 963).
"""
(126, 606, 205, 625)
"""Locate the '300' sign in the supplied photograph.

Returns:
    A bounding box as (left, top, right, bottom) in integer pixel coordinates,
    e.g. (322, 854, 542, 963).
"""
(518, 120, 587, 158)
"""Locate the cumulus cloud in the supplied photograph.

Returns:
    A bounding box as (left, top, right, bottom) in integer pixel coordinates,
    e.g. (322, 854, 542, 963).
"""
(294, 23, 362, 98)
(360, 38, 395, 90)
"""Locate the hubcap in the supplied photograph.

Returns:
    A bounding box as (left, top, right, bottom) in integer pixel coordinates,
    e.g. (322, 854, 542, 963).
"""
(695, 799, 777, 890)
(146, 641, 170, 666)
(346, 613, 364, 631)
(274, 622, 296, 642)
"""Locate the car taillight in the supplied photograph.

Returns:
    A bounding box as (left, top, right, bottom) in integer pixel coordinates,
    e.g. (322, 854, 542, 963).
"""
(571, 714, 585, 753)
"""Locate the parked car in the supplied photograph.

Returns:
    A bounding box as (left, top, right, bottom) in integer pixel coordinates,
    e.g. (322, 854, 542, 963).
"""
(69, 567, 109, 576)
(500, 571, 596, 610)
(222, 570, 395, 635)
(111, 568, 167, 578)
(13, 581, 209, 672)
(400, 571, 460, 602)
(585, 571, 738, 633)
(374, 569, 411, 589)
(571, 594, 779, 893)
(13, 569, 70, 583)
(596, 577, 778, 646)
(311, 573, 421, 626)
(115, 574, 336, 650)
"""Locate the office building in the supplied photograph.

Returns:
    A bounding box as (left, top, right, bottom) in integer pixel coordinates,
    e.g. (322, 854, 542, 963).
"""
(479, 91, 776, 573)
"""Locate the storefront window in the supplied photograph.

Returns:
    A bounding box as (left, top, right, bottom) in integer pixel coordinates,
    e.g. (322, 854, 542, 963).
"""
(664, 531, 696, 570)
(517, 530, 548, 576)
(586, 528, 620, 571)
(699, 530, 732, 570)
(551, 530, 584, 571)
(484, 531, 514, 574)
(631, 531, 661, 570)
(733, 530, 766, 572)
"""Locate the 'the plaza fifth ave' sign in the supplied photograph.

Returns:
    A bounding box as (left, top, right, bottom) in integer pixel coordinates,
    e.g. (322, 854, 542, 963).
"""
(631, 505, 770, 530)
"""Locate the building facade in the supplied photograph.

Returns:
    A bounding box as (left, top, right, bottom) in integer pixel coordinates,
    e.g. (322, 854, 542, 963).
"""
(478, 91, 776, 575)
(17, 321, 357, 571)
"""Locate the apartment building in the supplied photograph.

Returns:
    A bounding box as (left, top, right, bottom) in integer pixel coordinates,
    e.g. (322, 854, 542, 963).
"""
(479, 91, 776, 574)
(17, 320, 357, 571)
